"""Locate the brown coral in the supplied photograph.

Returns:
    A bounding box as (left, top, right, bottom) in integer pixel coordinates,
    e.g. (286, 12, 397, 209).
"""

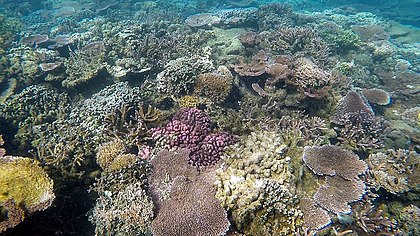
(361, 88, 391, 106)
(194, 65, 234, 103)
(314, 176, 366, 214)
(299, 198, 331, 231)
(333, 91, 373, 123)
(0, 200, 25, 233)
(149, 149, 230, 236)
(303, 145, 367, 180)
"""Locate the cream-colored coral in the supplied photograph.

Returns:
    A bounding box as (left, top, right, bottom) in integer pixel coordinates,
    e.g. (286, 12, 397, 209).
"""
(215, 131, 303, 235)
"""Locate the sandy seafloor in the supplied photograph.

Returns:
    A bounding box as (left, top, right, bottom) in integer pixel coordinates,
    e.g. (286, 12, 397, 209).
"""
(0, 0, 419, 235)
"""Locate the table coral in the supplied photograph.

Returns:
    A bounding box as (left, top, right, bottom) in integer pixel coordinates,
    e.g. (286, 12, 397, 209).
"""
(149, 149, 230, 236)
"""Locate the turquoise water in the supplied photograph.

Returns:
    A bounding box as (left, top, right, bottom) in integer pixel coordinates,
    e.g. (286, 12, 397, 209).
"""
(0, 1, 419, 236)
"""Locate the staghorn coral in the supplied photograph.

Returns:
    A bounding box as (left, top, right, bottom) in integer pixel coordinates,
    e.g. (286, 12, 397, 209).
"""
(314, 176, 366, 214)
(256, 3, 294, 31)
(90, 182, 154, 236)
(34, 82, 143, 177)
(214, 131, 303, 235)
(149, 149, 230, 236)
(0, 85, 70, 152)
(361, 88, 392, 106)
(261, 26, 330, 66)
(302, 145, 367, 180)
(156, 50, 214, 97)
(104, 103, 160, 148)
(333, 110, 387, 151)
(367, 149, 419, 194)
(194, 65, 234, 104)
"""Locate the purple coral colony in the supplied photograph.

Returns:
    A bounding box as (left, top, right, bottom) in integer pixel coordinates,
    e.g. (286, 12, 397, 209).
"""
(0, 0, 419, 235)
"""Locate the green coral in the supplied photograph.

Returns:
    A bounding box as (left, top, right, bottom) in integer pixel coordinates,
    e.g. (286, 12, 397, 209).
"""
(214, 131, 303, 235)
(0, 156, 55, 212)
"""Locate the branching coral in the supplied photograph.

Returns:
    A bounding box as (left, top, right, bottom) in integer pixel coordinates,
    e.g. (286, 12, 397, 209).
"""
(261, 26, 330, 66)
(62, 42, 107, 88)
(214, 131, 303, 235)
(367, 149, 419, 194)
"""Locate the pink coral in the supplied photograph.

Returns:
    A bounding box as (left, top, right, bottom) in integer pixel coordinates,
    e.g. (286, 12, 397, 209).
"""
(152, 108, 235, 167)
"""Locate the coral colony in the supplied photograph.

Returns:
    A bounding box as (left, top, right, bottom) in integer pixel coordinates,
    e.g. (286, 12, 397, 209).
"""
(0, 1, 419, 235)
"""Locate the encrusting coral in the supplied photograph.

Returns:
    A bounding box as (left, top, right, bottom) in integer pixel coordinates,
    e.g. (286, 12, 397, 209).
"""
(149, 148, 230, 236)
(214, 131, 303, 235)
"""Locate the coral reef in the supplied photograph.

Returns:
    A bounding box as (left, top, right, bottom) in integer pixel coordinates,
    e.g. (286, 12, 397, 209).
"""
(156, 50, 214, 97)
(214, 131, 303, 235)
(303, 145, 367, 180)
(152, 108, 235, 167)
(149, 149, 230, 236)
(0, 155, 55, 232)
(367, 149, 419, 194)
(194, 65, 234, 104)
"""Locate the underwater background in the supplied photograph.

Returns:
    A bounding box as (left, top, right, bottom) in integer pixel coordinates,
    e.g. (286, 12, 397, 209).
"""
(0, 0, 419, 235)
